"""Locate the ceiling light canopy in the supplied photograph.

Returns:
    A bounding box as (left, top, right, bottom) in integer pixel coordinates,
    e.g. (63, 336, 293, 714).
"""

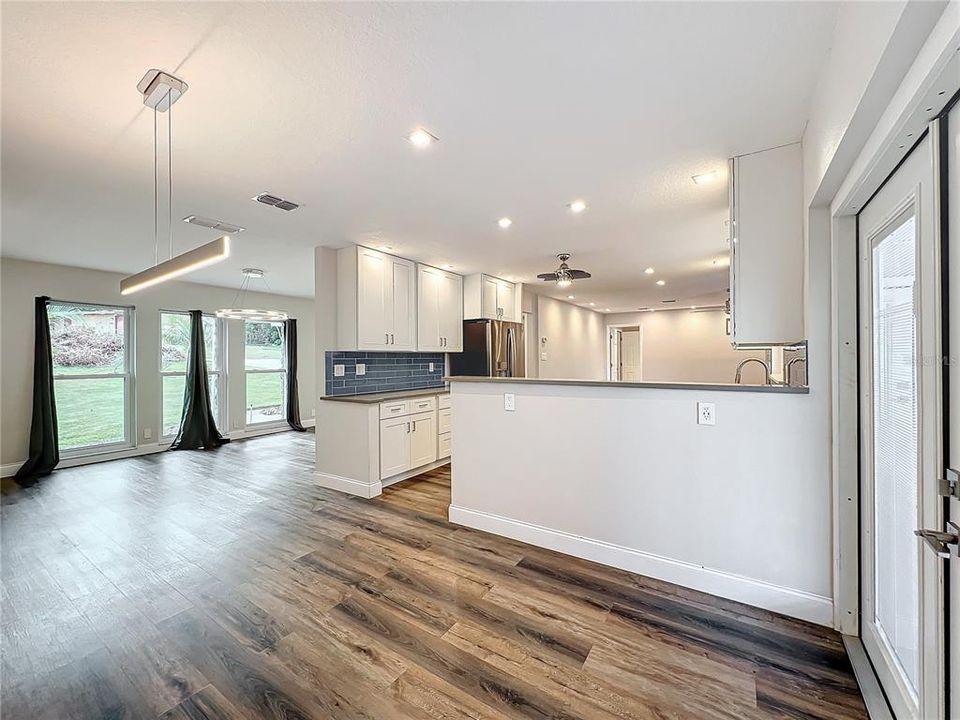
(498, 217, 512, 229)
(692, 171, 718, 185)
(216, 268, 288, 322)
(408, 127, 438, 148)
(567, 199, 588, 214)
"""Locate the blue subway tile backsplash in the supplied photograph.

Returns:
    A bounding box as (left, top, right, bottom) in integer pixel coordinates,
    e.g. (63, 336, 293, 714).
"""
(324, 351, 445, 396)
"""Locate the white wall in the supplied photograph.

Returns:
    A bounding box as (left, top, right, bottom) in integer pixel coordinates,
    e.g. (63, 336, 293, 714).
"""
(536, 295, 606, 380)
(605, 309, 766, 384)
(450, 379, 833, 625)
(0, 258, 315, 469)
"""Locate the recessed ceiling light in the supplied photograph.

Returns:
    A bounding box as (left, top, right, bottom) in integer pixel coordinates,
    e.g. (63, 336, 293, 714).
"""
(567, 295, 575, 299)
(407, 127, 438, 148)
(605, 308, 611, 312)
(589, 302, 596, 306)
(690, 305, 697, 310)
(692, 171, 718, 185)
(498, 217, 512, 229)
(656, 279, 666, 286)
(644, 267, 655, 274)
(567, 199, 588, 214)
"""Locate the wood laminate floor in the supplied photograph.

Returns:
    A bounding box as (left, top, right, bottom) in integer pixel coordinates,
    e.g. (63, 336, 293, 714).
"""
(1, 431, 867, 719)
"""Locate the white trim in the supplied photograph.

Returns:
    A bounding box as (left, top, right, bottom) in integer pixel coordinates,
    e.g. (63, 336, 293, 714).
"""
(1, 423, 315, 478)
(313, 470, 382, 498)
(449, 504, 834, 627)
(228, 419, 314, 441)
(842, 635, 895, 720)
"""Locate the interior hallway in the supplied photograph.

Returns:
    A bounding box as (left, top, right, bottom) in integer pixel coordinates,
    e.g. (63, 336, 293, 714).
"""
(1, 432, 867, 719)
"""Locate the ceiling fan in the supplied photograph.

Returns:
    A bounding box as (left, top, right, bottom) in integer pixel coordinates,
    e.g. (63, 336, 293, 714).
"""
(537, 253, 591, 289)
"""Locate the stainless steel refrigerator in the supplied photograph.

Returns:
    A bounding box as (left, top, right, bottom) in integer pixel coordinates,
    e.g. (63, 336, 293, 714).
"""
(448, 319, 526, 377)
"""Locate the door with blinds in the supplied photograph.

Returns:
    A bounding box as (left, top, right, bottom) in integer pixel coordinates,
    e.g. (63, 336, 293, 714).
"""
(857, 130, 943, 718)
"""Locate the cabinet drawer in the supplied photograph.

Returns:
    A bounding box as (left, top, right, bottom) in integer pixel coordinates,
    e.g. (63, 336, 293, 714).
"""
(438, 432, 451, 459)
(438, 408, 452, 435)
(438, 394, 451, 409)
(379, 400, 410, 419)
(409, 396, 436, 413)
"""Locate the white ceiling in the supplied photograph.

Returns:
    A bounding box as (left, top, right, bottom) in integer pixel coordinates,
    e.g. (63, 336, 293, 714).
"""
(1, 2, 838, 312)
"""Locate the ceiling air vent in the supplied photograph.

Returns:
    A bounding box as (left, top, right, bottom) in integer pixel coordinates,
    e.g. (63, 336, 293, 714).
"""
(183, 215, 245, 234)
(661, 299, 677, 304)
(254, 192, 300, 211)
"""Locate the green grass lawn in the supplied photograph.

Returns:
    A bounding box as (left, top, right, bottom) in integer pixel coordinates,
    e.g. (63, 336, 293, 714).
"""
(57, 344, 286, 448)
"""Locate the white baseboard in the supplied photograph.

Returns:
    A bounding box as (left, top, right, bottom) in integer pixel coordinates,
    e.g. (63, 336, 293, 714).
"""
(448, 504, 834, 627)
(313, 471, 382, 499)
(1, 423, 315, 479)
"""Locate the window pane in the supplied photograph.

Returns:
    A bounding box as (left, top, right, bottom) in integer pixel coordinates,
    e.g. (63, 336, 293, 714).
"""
(162, 375, 186, 437)
(161, 313, 219, 372)
(247, 371, 284, 424)
(55, 377, 126, 449)
(49, 303, 126, 375)
(245, 321, 284, 370)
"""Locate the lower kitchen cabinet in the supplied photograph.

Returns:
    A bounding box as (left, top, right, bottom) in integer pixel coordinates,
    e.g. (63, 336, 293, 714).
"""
(316, 391, 451, 498)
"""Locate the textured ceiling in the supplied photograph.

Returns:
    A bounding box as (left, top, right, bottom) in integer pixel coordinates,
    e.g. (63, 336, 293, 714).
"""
(1, 2, 837, 311)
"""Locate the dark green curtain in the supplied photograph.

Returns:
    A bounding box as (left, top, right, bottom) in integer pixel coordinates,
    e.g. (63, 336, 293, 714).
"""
(170, 310, 229, 451)
(15, 297, 59, 482)
(284, 318, 306, 431)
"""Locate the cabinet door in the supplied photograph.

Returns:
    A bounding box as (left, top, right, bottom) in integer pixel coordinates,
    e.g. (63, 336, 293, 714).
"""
(409, 411, 437, 468)
(439, 271, 463, 351)
(481, 276, 499, 319)
(380, 416, 411, 479)
(497, 281, 516, 322)
(417, 266, 443, 351)
(357, 247, 390, 349)
(390, 257, 416, 350)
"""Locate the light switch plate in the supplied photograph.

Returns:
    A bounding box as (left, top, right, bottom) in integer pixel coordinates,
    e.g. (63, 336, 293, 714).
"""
(333, 364, 345, 377)
(697, 402, 716, 425)
(356, 363, 366, 376)
(504, 393, 515, 412)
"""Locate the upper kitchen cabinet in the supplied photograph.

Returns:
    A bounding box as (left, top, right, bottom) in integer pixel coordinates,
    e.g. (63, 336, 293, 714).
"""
(728, 142, 804, 346)
(338, 245, 416, 351)
(417, 264, 463, 352)
(464, 273, 518, 322)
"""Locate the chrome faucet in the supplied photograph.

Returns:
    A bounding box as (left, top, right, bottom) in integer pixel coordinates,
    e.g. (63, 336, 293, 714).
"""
(786, 357, 807, 386)
(734, 357, 771, 385)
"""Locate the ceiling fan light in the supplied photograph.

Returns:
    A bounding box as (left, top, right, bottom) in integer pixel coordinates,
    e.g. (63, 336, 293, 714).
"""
(556, 278, 572, 289)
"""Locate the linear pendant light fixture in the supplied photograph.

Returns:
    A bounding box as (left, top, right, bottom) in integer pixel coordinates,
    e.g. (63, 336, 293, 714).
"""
(121, 70, 230, 295)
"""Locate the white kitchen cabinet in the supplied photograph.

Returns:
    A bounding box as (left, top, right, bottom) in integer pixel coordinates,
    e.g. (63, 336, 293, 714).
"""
(338, 245, 416, 351)
(464, 274, 518, 321)
(409, 411, 437, 467)
(417, 264, 463, 352)
(728, 143, 804, 346)
(379, 415, 411, 478)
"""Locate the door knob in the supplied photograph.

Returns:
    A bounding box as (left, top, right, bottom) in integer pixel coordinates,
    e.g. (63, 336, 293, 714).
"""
(915, 522, 959, 559)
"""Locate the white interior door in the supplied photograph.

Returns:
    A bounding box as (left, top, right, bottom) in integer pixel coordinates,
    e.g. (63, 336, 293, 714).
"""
(946, 99, 959, 719)
(609, 328, 621, 381)
(858, 130, 943, 719)
(620, 329, 642, 382)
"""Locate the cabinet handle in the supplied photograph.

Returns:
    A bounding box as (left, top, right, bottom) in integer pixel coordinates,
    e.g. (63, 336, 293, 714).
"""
(412, 420, 417, 431)
(391, 333, 395, 344)
(385, 332, 389, 344)
(406, 422, 410, 433)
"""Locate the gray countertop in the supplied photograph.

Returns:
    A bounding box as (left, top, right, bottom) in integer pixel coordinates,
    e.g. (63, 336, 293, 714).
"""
(444, 376, 809, 394)
(321, 386, 450, 404)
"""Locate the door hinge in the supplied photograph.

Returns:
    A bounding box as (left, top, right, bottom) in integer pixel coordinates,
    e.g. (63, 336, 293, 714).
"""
(939, 467, 959, 499)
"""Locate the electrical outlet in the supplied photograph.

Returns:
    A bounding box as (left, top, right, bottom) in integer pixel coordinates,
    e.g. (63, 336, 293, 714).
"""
(429, 362, 435, 372)
(143, 428, 152, 440)
(333, 364, 345, 377)
(540, 352, 547, 361)
(504, 393, 515, 412)
(356, 363, 366, 376)
(697, 402, 716, 426)
(310, 408, 315, 418)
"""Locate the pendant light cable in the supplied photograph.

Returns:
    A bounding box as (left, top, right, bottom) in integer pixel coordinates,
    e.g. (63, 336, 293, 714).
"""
(167, 89, 173, 261)
(153, 105, 158, 266)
